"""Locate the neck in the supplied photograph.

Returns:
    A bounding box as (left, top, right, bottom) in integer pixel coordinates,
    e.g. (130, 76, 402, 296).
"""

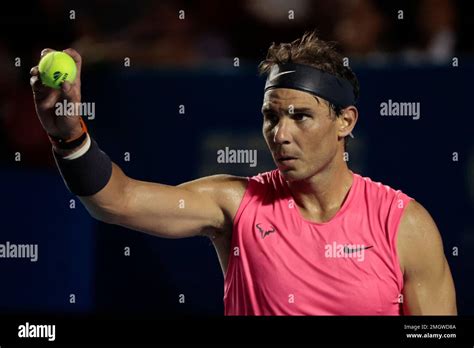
(287, 159, 354, 222)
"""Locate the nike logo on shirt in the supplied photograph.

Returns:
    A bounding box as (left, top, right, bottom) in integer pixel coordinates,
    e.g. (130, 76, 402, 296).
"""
(343, 245, 374, 254)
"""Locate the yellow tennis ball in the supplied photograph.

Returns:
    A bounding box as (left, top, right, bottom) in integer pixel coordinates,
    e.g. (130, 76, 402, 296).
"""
(38, 51, 77, 89)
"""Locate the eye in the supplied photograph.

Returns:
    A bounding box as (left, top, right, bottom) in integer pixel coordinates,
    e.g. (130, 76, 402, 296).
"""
(292, 113, 310, 121)
(263, 112, 278, 123)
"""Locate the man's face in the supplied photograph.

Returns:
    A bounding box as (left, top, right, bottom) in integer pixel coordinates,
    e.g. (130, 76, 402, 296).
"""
(262, 88, 341, 182)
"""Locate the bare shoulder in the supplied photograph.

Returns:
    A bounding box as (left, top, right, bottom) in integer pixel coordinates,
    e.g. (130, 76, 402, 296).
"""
(177, 174, 248, 200)
(397, 199, 445, 275)
(178, 174, 249, 224)
(399, 200, 438, 233)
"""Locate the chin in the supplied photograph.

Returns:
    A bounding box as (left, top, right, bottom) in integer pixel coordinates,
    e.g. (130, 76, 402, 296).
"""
(278, 164, 319, 182)
(278, 168, 304, 182)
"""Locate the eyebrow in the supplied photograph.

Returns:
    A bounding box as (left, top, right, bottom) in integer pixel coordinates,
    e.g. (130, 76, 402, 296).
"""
(261, 106, 314, 114)
(290, 107, 314, 114)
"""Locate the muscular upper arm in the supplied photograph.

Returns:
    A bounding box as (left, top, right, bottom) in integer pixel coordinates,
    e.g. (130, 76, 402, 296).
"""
(397, 200, 457, 315)
(110, 164, 248, 239)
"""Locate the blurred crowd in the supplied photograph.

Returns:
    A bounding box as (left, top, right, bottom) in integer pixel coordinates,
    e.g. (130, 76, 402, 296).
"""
(4, 0, 469, 66)
(0, 0, 472, 166)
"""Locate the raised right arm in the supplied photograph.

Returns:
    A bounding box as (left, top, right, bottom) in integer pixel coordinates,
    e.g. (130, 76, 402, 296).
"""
(30, 47, 248, 240)
(80, 163, 247, 239)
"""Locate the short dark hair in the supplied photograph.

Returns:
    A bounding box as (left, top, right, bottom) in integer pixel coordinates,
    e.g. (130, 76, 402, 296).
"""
(258, 31, 359, 150)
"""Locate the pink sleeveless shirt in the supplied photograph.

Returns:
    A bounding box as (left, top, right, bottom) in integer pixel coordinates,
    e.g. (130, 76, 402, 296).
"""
(223, 169, 413, 315)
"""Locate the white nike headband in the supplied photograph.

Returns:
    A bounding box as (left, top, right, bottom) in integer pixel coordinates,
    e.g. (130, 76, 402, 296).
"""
(264, 63, 357, 108)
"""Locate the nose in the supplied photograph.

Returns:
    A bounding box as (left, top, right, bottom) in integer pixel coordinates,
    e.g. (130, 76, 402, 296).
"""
(273, 118, 291, 144)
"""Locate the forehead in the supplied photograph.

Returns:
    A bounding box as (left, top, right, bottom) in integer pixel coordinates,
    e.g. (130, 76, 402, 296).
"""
(261, 88, 318, 111)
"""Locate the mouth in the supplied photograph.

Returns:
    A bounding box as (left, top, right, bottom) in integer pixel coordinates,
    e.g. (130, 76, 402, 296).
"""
(276, 154, 297, 161)
(276, 155, 298, 167)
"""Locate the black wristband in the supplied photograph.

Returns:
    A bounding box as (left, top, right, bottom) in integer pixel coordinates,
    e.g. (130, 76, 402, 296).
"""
(53, 138, 113, 196)
(49, 131, 88, 150)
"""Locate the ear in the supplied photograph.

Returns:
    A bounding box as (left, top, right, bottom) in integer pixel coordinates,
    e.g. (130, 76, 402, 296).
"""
(337, 106, 358, 139)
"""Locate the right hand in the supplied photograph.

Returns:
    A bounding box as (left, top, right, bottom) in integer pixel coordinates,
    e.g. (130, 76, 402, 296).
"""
(30, 48, 84, 141)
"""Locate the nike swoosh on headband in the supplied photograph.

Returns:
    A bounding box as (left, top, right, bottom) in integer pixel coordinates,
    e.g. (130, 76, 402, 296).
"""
(264, 63, 356, 108)
(269, 70, 296, 82)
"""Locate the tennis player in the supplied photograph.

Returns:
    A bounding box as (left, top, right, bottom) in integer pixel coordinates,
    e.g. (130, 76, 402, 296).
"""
(30, 31, 456, 315)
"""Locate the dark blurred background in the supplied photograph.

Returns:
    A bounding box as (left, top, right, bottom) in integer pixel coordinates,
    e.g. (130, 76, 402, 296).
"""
(0, 0, 473, 315)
